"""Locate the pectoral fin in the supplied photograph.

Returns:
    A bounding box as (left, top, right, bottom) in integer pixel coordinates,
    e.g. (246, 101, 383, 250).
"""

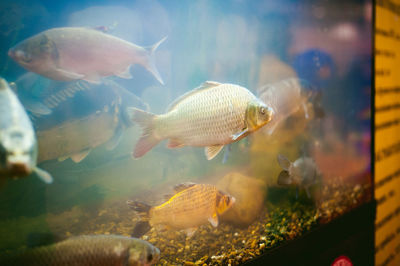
(302, 102, 309, 119)
(167, 139, 184, 148)
(222, 144, 232, 164)
(205, 145, 224, 160)
(208, 213, 219, 227)
(83, 74, 102, 84)
(33, 167, 53, 184)
(277, 154, 291, 171)
(23, 98, 52, 116)
(277, 170, 292, 185)
(55, 68, 84, 80)
(232, 129, 248, 141)
(116, 65, 133, 79)
(58, 156, 68, 162)
(70, 149, 91, 163)
(184, 227, 197, 238)
(264, 118, 280, 135)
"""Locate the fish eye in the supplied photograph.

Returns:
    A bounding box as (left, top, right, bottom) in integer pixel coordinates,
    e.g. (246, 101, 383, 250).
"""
(259, 107, 266, 115)
(147, 254, 153, 262)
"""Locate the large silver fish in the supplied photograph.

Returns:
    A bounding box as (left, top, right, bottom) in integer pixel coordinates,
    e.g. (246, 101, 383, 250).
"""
(0, 234, 160, 266)
(8, 27, 166, 84)
(0, 78, 52, 183)
(129, 81, 273, 160)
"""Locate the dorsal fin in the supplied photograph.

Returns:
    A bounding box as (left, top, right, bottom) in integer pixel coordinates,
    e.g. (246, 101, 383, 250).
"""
(173, 182, 196, 193)
(166, 81, 221, 112)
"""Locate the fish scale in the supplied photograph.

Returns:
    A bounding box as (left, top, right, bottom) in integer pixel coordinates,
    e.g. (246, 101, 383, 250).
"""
(130, 81, 273, 159)
(0, 235, 159, 266)
(150, 184, 219, 228)
(157, 83, 254, 146)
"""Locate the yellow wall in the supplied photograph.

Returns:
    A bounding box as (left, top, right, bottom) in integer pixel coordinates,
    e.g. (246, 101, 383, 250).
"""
(375, 1, 400, 265)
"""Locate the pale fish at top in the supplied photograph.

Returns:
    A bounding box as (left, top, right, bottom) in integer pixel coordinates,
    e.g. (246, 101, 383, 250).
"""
(8, 27, 166, 84)
(129, 81, 274, 160)
(0, 78, 52, 183)
(0, 234, 160, 266)
(277, 154, 321, 198)
(127, 183, 235, 237)
(258, 78, 324, 135)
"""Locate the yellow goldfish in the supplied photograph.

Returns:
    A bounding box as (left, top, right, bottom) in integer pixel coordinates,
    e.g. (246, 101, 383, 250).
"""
(127, 183, 235, 237)
(129, 81, 273, 160)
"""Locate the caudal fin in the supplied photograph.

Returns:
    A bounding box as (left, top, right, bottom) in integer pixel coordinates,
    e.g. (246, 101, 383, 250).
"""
(127, 107, 160, 158)
(144, 36, 167, 85)
(126, 200, 152, 237)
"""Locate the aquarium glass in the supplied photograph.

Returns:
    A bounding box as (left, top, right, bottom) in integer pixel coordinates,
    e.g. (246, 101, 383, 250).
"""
(0, 0, 372, 265)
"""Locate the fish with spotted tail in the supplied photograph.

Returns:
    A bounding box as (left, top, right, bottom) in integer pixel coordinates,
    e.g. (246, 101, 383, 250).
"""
(128, 81, 273, 160)
(8, 27, 166, 84)
(0, 234, 160, 266)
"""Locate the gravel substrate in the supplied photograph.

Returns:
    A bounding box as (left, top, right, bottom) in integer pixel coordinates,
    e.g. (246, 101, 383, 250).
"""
(54, 177, 370, 265)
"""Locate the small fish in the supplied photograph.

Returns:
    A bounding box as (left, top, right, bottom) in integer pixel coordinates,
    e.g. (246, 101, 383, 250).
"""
(129, 81, 273, 160)
(0, 234, 160, 266)
(0, 78, 52, 183)
(127, 183, 235, 237)
(258, 78, 324, 135)
(8, 27, 166, 84)
(277, 154, 321, 198)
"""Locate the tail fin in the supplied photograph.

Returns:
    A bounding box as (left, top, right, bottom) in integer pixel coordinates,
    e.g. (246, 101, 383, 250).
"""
(131, 221, 151, 238)
(126, 200, 152, 237)
(127, 107, 161, 158)
(144, 36, 167, 85)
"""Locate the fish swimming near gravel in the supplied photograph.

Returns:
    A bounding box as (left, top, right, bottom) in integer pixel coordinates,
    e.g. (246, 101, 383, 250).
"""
(277, 154, 321, 198)
(127, 182, 235, 237)
(8, 27, 166, 84)
(258, 78, 324, 135)
(129, 81, 273, 160)
(0, 78, 52, 183)
(0, 234, 160, 266)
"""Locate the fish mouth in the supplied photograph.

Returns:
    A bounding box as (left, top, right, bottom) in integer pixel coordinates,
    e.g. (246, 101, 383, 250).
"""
(8, 48, 30, 64)
(7, 162, 31, 176)
(7, 154, 32, 176)
(7, 48, 15, 59)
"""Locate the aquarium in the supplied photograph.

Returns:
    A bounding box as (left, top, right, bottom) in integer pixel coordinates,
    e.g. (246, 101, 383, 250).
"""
(0, 0, 372, 265)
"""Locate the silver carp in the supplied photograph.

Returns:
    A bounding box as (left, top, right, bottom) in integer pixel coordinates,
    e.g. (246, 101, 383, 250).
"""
(8, 27, 166, 84)
(129, 81, 273, 160)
